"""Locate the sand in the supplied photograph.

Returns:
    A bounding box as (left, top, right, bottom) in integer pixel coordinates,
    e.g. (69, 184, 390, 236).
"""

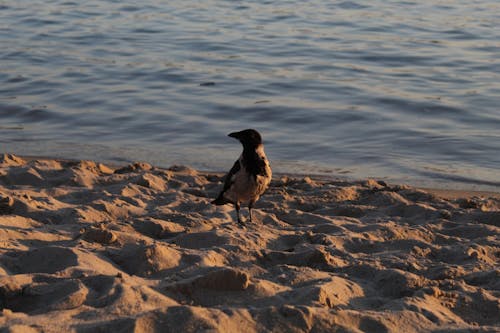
(0, 153, 499, 333)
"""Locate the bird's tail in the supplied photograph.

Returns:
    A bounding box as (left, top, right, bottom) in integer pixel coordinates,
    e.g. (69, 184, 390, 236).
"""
(211, 193, 229, 205)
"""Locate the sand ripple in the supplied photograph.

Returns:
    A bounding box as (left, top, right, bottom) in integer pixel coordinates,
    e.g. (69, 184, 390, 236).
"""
(0, 154, 499, 332)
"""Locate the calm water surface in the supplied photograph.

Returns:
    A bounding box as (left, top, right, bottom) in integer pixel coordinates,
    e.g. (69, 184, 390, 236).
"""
(1, 0, 499, 190)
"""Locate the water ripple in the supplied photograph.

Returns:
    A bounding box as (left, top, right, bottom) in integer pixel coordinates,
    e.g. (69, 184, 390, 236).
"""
(0, 0, 499, 190)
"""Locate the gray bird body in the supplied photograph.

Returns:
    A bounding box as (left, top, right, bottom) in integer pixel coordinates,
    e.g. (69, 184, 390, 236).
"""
(212, 129, 271, 224)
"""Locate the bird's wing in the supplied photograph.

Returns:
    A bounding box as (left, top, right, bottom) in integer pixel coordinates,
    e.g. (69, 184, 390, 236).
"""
(212, 159, 241, 205)
(222, 159, 241, 193)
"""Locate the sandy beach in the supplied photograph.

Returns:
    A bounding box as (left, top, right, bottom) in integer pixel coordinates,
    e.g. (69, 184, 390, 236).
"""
(0, 153, 499, 332)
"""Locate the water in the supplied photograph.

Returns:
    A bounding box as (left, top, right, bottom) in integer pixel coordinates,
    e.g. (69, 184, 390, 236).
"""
(1, 0, 499, 190)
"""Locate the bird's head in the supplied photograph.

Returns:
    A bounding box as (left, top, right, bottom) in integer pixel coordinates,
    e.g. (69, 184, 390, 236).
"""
(228, 129, 263, 148)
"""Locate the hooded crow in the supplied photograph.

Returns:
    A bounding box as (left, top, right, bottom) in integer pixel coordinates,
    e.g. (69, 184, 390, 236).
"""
(212, 129, 272, 224)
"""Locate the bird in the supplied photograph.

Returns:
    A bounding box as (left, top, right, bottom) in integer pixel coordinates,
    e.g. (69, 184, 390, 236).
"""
(212, 129, 272, 224)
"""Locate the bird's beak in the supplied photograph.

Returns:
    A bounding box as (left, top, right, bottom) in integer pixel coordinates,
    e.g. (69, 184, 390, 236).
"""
(228, 131, 240, 139)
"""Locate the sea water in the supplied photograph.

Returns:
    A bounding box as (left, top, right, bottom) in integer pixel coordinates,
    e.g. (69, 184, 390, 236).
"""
(1, 0, 499, 190)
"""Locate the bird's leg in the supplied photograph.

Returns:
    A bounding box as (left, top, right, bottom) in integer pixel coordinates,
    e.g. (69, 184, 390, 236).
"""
(248, 201, 255, 223)
(235, 202, 243, 224)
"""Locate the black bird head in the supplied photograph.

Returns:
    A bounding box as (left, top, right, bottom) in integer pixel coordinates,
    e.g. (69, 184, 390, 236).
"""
(228, 129, 263, 148)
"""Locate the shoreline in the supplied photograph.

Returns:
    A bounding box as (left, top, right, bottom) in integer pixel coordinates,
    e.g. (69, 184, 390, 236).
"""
(1, 153, 499, 332)
(12, 153, 500, 199)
